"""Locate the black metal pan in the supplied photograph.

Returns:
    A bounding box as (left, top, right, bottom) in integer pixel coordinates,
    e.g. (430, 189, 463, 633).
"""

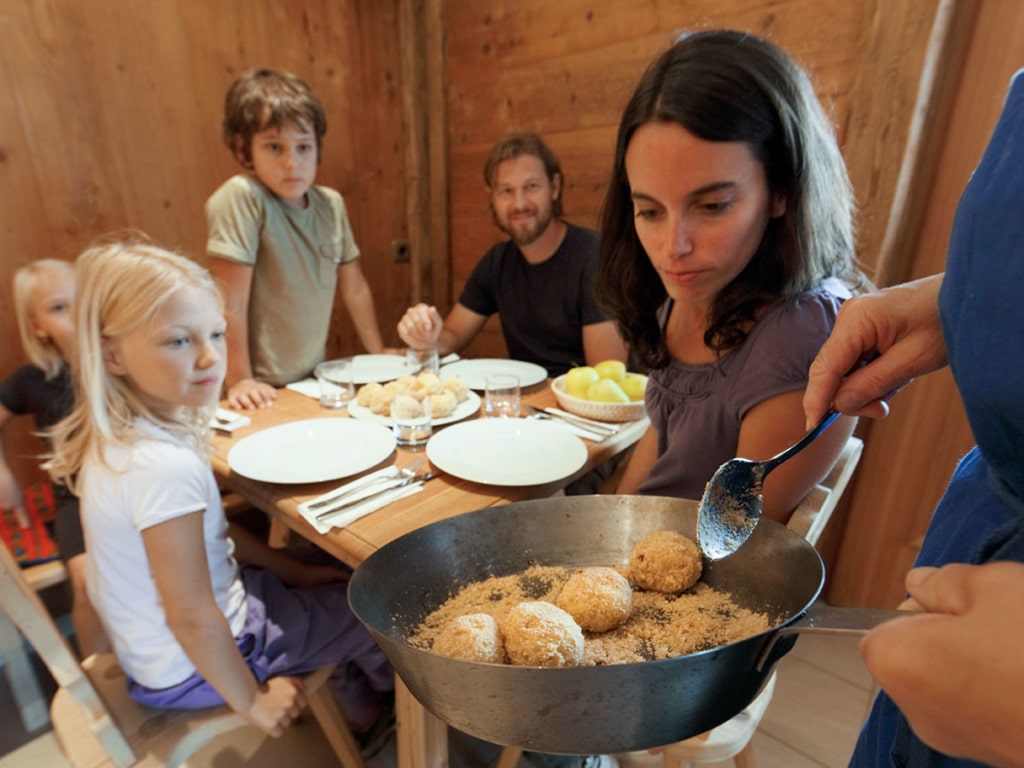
(348, 494, 894, 754)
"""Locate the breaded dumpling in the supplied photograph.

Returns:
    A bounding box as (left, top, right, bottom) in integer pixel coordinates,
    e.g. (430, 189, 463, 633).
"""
(629, 530, 703, 594)
(391, 393, 425, 420)
(501, 601, 584, 667)
(428, 390, 458, 418)
(415, 371, 444, 395)
(443, 376, 469, 402)
(432, 613, 505, 663)
(556, 567, 632, 632)
(356, 381, 383, 408)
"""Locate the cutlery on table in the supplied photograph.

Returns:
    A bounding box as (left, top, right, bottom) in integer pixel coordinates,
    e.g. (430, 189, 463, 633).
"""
(525, 409, 606, 441)
(525, 406, 617, 439)
(306, 458, 425, 511)
(544, 406, 622, 433)
(315, 470, 438, 522)
(212, 408, 251, 431)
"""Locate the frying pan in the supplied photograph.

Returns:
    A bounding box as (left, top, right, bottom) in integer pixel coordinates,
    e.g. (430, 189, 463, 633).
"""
(348, 495, 896, 754)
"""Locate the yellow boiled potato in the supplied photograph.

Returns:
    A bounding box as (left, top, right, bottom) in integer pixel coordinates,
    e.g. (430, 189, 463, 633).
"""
(621, 372, 648, 401)
(565, 366, 600, 398)
(593, 359, 627, 383)
(586, 378, 630, 403)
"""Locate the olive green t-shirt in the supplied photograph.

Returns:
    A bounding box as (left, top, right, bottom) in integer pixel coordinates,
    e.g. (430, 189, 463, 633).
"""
(205, 174, 360, 386)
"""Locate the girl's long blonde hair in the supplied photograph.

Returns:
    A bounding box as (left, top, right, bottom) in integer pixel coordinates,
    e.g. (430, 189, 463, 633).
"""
(13, 259, 76, 379)
(45, 237, 222, 493)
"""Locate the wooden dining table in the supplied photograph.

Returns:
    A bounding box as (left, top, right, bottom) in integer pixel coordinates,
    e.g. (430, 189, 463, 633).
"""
(210, 379, 649, 768)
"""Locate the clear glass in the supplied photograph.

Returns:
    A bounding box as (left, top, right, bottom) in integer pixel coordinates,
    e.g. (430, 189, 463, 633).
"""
(405, 347, 440, 376)
(391, 393, 432, 446)
(484, 373, 520, 418)
(315, 358, 355, 409)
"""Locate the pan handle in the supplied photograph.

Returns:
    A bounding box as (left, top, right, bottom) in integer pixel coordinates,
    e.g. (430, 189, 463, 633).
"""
(754, 601, 906, 672)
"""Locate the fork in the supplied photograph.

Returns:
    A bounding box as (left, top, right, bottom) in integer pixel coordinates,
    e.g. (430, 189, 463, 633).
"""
(306, 457, 424, 511)
(315, 469, 437, 522)
(525, 406, 616, 436)
(525, 406, 608, 441)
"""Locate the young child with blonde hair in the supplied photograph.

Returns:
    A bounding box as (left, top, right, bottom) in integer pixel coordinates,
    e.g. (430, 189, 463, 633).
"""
(46, 238, 392, 742)
(0, 258, 108, 656)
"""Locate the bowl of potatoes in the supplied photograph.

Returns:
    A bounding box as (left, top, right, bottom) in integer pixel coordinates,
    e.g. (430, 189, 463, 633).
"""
(551, 361, 648, 423)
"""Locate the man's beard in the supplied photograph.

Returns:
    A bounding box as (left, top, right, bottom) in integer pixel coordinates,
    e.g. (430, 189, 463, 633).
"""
(492, 205, 554, 247)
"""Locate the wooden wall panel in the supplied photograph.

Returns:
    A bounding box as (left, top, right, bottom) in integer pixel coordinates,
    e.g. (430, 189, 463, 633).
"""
(829, 0, 1024, 607)
(0, 0, 409, 486)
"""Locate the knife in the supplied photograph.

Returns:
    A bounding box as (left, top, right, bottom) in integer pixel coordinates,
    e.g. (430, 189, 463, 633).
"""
(535, 406, 619, 435)
(315, 471, 437, 521)
(306, 457, 425, 511)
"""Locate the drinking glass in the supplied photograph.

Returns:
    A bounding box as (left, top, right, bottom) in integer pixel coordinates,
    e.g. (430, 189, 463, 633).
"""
(484, 374, 520, 418)
(392, 393, 432, 447)
(315, 359, 355, 409)
(405, 347, 440, 376)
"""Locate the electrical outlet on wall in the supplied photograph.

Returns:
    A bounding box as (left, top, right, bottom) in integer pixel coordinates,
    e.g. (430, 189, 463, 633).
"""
(392, 240, 410, 263)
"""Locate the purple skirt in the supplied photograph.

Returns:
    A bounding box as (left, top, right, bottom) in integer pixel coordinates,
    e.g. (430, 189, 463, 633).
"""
(127, 559, 392, 730)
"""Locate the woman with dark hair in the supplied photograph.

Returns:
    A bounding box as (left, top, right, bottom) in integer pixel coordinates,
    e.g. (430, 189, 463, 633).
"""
(599, 30, 868, 522)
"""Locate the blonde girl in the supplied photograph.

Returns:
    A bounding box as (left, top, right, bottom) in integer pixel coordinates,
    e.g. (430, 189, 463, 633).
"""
(1, 259, 108, 656)
(46, 239, 392, 739)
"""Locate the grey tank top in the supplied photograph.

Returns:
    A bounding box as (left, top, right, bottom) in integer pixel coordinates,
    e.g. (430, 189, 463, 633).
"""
(638, 285, 846, 500)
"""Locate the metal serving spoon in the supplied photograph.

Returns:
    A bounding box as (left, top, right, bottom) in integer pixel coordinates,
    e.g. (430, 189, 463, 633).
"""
(697, 409, 840, 560)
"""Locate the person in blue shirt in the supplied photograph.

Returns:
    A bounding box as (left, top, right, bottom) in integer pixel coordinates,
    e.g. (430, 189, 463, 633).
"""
(803, 70, 1024, 768)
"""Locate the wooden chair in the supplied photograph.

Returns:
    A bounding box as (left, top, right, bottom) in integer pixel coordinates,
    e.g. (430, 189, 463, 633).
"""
(0, 556, 68, 732)
(653, 435, 864, 768)
(497, 436, 865, 768)
(0, 540, 366, 768)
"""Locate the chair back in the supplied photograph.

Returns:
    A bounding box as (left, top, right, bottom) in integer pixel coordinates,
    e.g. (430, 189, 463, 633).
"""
(0, 539, 136, 766)
(787, 436, 864, 547)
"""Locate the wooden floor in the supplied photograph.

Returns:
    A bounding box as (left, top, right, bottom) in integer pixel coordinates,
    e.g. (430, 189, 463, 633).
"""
(0, 633, 875, 768)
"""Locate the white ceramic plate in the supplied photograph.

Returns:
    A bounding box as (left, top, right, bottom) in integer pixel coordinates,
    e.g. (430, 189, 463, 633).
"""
(348, 390, 481, 427)
(351, 354, 410, 384)
(426, 418, 587, 486)
(438, 358, 548, 390)
(227, 418, 395, 484)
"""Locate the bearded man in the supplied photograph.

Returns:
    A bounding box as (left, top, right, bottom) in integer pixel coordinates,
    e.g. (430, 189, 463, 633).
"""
(397, 132, 625, 376)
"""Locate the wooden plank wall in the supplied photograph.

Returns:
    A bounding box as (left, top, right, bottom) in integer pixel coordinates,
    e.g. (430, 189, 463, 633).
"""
(0, 0, 411, 485)
(828, 1, 1024, 607)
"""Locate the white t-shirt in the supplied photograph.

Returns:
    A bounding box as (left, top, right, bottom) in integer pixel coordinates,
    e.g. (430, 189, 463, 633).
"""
(80, 420, 247, 688)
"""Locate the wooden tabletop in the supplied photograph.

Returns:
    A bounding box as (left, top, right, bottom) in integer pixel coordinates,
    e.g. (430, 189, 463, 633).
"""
(211, 381, 649, 569)
(210, 379, 649, 768)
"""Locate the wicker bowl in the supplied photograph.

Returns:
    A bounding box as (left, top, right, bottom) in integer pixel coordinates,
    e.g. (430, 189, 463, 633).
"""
(550, 375, 647, 423)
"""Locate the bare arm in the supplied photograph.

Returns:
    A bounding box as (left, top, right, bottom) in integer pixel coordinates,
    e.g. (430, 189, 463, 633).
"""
(143, 512, 304, 736)
(737, 390, 856, 523)
(803, 274, 947, 428)
(397, 302, 487, 357)
(582, 321, 628, 367)
(337, 260, 386, 353)
(209, 258, 277, 410)
(614, 426, 659, 494)
(860, 562, 1024, 767)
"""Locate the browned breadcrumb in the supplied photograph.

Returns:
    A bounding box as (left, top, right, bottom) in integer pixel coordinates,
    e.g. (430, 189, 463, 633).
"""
(556, 567, 633, 632)
(432, 613, 506, 663)
(629, 530, 703, 593)
(502, 600, 584, 667)
(410, 563, 771, 666)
